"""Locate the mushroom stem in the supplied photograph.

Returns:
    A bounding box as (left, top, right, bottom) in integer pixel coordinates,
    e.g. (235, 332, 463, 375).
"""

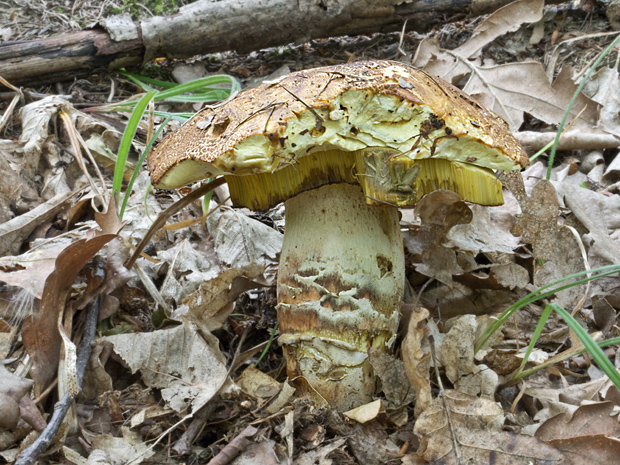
(277, 182, 404, 409)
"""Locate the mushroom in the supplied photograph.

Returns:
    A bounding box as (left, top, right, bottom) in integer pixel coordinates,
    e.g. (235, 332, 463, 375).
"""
(148, 60, 528, 410)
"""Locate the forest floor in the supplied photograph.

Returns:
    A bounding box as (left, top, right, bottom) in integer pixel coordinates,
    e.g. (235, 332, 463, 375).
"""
(2, 0, 620, 464)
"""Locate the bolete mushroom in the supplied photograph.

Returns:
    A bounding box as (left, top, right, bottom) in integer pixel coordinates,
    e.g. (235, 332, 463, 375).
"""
(148, 60, 528, 410)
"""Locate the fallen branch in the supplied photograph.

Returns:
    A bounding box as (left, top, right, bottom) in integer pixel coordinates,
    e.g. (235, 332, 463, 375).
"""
(15, 296, 101, 465)
(1, 0, 517, 86)
(516, 131, 620, 152)
(124, 177, 226, 270)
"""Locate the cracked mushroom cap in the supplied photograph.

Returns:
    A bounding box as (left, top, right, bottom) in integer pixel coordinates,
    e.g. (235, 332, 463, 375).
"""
(148, 60, 528, 210)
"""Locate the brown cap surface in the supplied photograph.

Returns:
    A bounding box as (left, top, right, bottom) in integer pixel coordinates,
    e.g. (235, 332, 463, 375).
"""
(148, 60, 528, 189)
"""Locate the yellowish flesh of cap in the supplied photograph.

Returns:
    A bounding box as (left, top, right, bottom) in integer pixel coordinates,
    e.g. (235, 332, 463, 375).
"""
(225, 148, 503, 211)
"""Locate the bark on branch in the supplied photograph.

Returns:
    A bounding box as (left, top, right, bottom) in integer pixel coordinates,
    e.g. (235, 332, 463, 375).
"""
(0, 0, 515, 86)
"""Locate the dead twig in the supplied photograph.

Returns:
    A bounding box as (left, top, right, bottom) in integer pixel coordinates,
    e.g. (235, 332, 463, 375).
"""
(15, 296, 101, 465)
(206, 425, 259, 465)
(125, 177, 226, 270)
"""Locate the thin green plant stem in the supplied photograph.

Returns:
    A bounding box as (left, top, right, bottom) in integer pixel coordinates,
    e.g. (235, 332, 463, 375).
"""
(253, 323, 279, 367)
(514, 336, 620, 380)
(120, 116, 172, 219)
(513, 304, 553, 379)
(546, 33, 620, 180)
(144, 183, 153, 221)
(112, 91, 157, 198)
(475, 264, 620, 353)
(551, 303, 620, 388)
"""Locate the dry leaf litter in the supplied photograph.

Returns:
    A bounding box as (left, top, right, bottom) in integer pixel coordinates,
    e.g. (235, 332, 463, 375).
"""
(2, 0, 620, 464)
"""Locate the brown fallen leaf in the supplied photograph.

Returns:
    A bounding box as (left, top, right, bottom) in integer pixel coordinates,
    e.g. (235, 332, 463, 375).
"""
(369, 347, 415, 409)
(404, 190, 473, 286)
(0, 365, 35, 431)
(21, 197, 124, 390)
(401, 305, 431, 417)
(409, 390, 563, 464)
(21, 233, 118, 390)
(542, 435, 620, 465)
(0, 190, 75, 256)
(295, 437, 346, 465)
(511, 179, 586, 308)
(536, 401, 620, 441)
(441, 315, 477, 385)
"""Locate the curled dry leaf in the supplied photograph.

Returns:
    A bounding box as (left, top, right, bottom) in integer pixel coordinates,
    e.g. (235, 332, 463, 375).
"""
(21, 233, 118, 389)
(0, 365, 35, 431)
(343, 399, 384, 424)
(0, 190, 75, 256)
(401, 306, 431, 417)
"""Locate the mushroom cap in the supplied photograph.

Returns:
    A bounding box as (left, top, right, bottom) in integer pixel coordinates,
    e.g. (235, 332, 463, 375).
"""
(148, 60, 528, 205)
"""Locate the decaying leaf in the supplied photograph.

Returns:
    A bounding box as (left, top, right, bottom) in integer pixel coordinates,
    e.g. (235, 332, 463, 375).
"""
(294, 437, 346, 465)
(102, 323, 228, 414)
(446, 192, 522, 255)
(88, 427, 155, 465)
(21, 233, 118, 389)
(583, 67, 620, 137)
(409, 390, 562, 464)
(401, 305, 431, 416)
(343, 399, 384, 424)
(511, 179, 586, 308)
(534, 402, 620, 465)
(228, 438, 282, 465)
(236, 366, 281, 399)
(180, 264, 269, 332)
(369, 347, 415, 409)
(206, 205, 282, 270)
(552, 181, 620, 264)
(536, 401, 620, 441)
(441, 315, 478, 384)
(404, 190, 473, 286)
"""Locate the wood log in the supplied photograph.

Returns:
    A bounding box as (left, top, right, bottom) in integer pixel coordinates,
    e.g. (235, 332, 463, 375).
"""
(0, 0, 515, 86)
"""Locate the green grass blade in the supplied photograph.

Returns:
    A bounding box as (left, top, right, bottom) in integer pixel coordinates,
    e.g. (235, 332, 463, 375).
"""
(113, 91, 157, 199)
(153, 75, 240, 101)
(475, 264, 620, 353)
(515, 336, 620, 380)
(546, 33, 620, 180)
(120, 116, 172, 218)
(513, 304, 553, 378)
(118, 70, 178, 89)
(551, 303, 620, 389)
